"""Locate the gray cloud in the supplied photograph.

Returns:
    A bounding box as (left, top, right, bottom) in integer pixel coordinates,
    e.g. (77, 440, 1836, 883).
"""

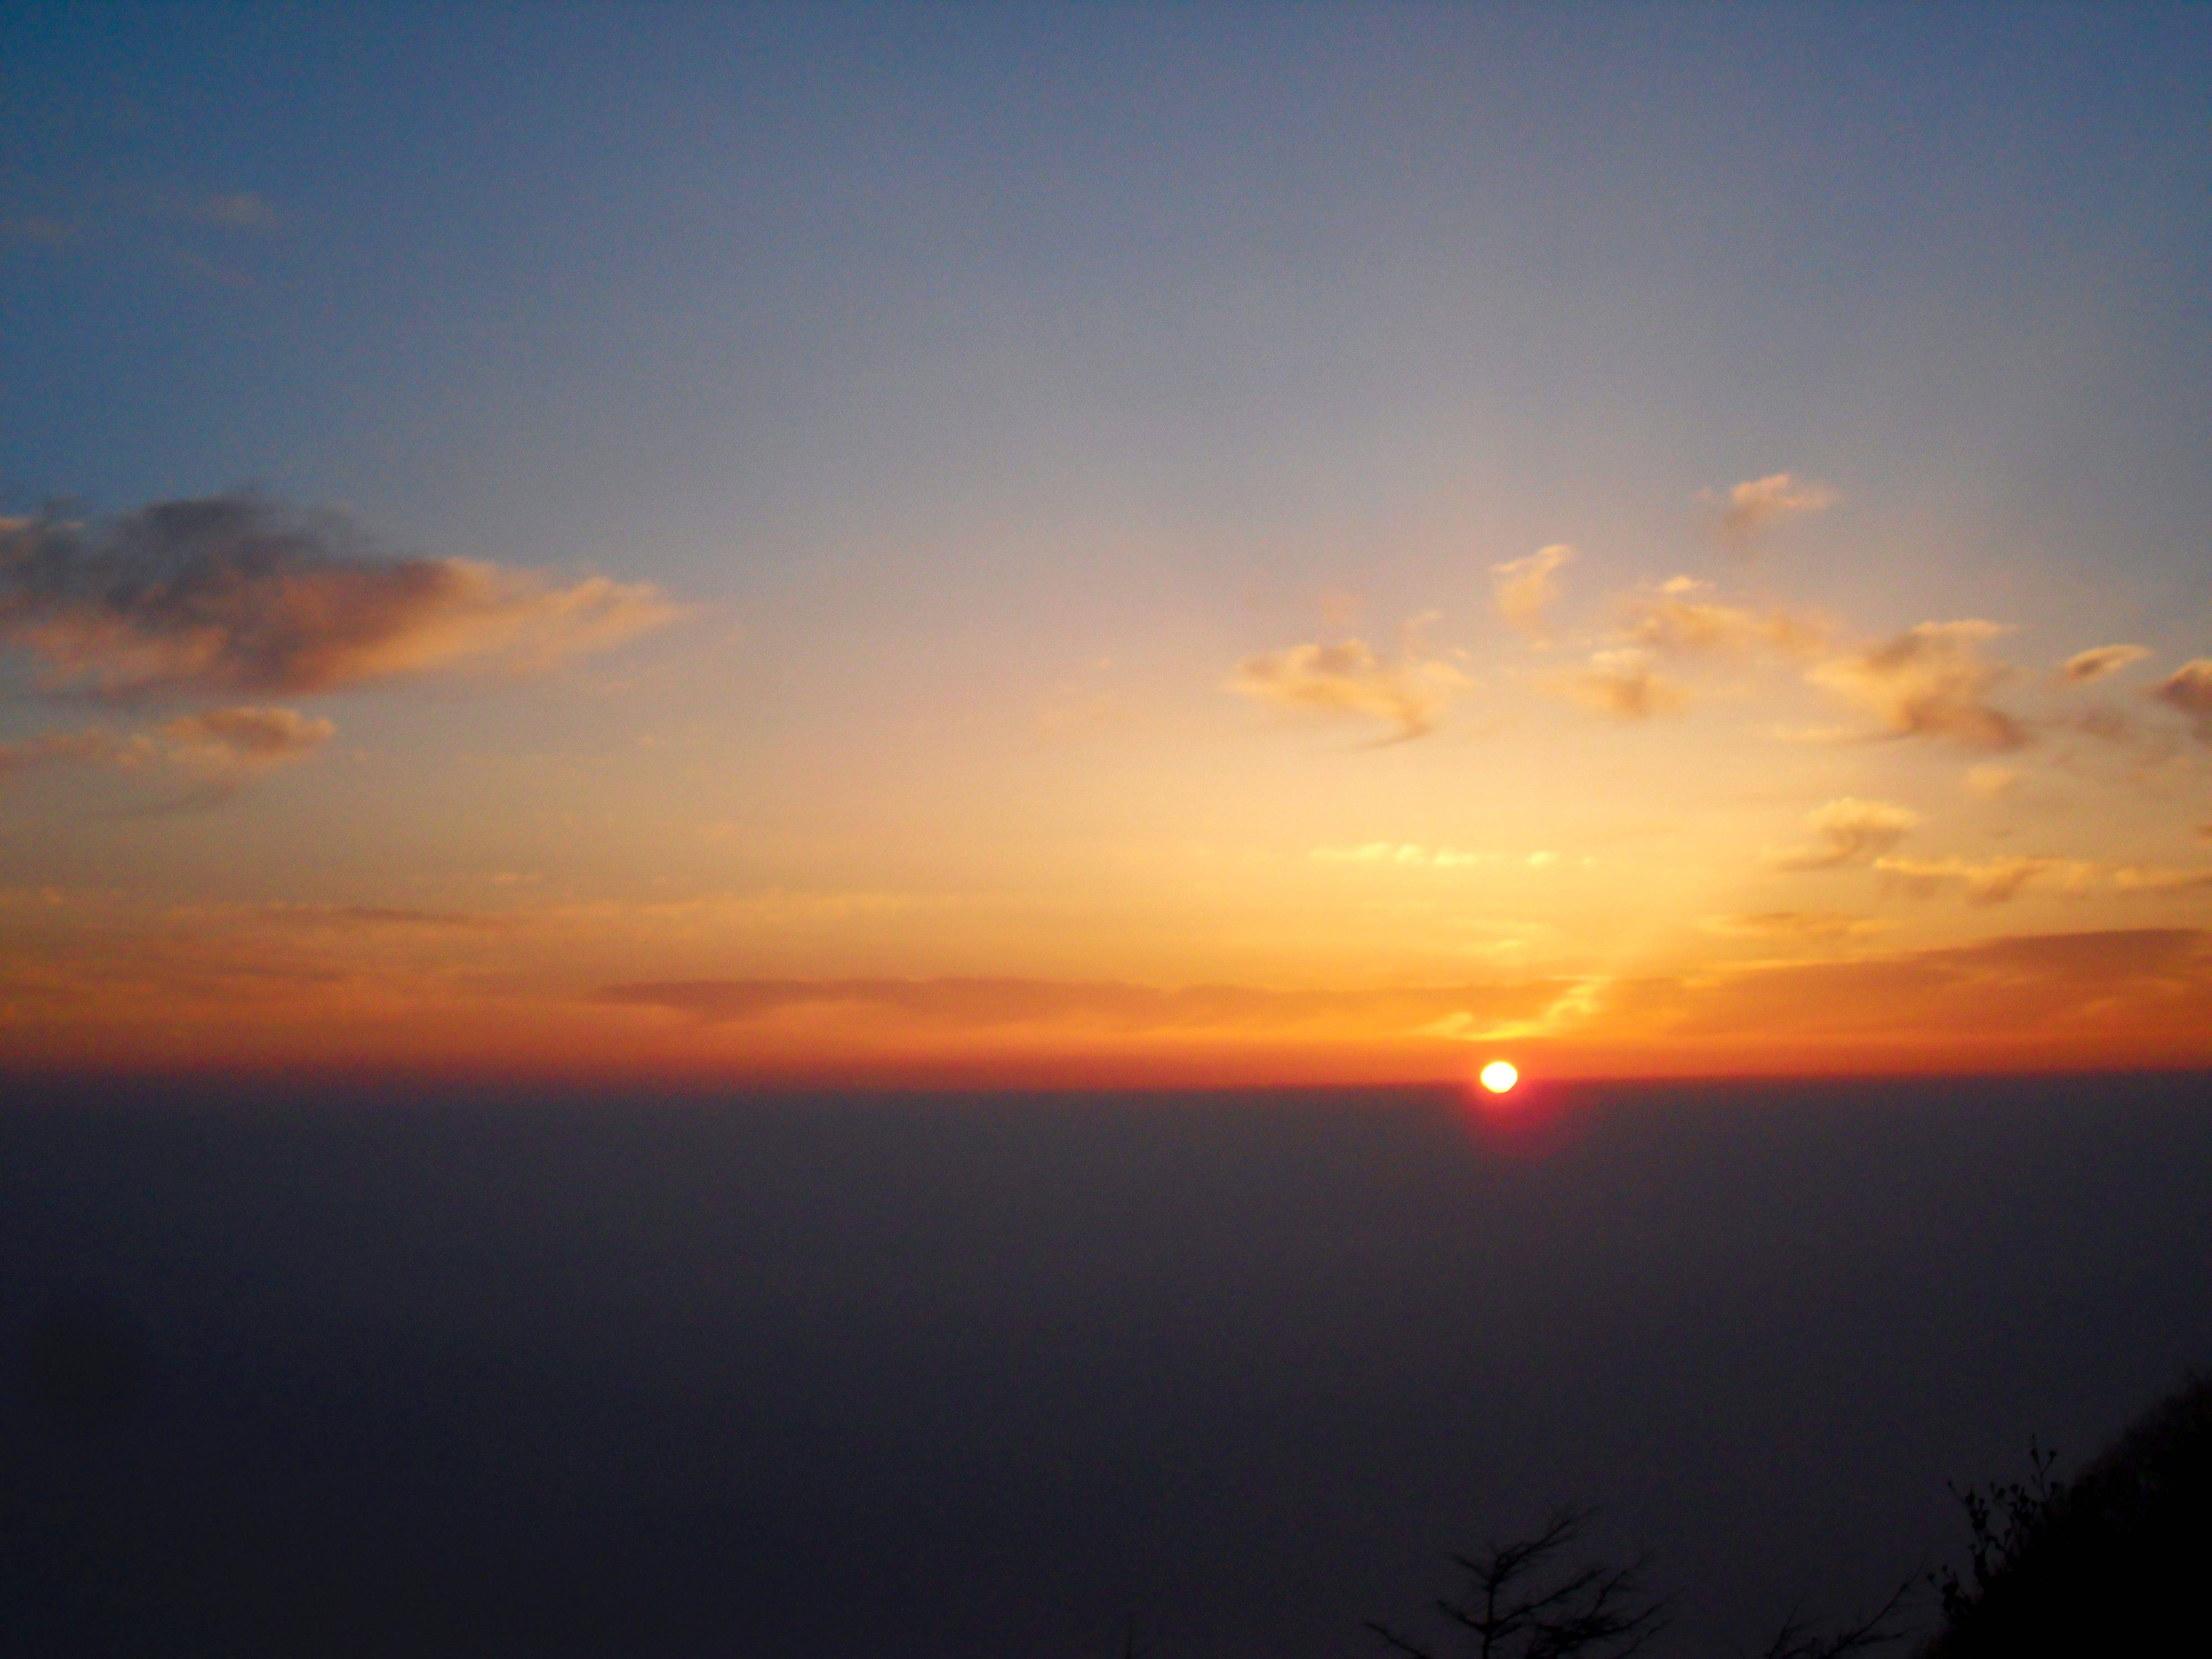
(0, 494, 677, 700)
(186, 192, 280, 231)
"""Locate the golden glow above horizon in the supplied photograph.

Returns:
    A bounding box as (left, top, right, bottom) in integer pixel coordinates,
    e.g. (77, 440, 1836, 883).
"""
(4, 17, 2211, 1088)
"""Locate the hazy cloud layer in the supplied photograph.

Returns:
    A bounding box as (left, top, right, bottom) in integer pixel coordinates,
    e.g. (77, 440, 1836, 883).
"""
(2058, 644, 2151, 685)
(2153, 659, 2212, 739)
(1807, 620, 2026, 749)
(1228, 637, 1466, 742)
(1767, 797, 1922, 871)
(0, 495, 677, 700)
(1311, 842, 1498, 869)
(1491, 544, 1573, 636)
(1699, 911, 1885, 939)
(597, 975, 1568, 1036)
(1702, 472, 1837, 546)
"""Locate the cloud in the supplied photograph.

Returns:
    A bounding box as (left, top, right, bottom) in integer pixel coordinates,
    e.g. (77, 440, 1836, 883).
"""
(1806, 620, 2027, 749)
(2058, 644, 2151, 685)
(1700, 473, 1838, 546)
(158, 706, 333, 766)
(1766, 796, 1922, 870)
(1623, 928, 2212, 1059)
(2107, 865, 2212, 895)
(0, 705, 331, 791)
(1555, 649, 1687, 720)
(0, 495, 679, 700)
(1311, 843, 1496, 868)
(2, 216, 77, 247)
(187, 192, 280, 231)
(596, 975, 1572, 1038)
(1875, 854, 2095, 905)
(1228, 635, 1467, 742)
(1699, 911, 1886, 939)
(1614, 577, 1828, 658)
(1964, 764, 2018, 798)
(0, 728, 145, 778)
(2152, 659, 2212, 740)
(1491, 544, 1573, 636)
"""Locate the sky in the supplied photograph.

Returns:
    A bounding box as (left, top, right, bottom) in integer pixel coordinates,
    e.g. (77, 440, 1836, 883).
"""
(3, 2, 2210, 1084)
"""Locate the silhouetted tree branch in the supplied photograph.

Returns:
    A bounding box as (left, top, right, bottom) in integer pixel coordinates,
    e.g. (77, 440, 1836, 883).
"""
(1366, 1507, 1669, 1659)
(1750, 1580, 1912, 1658)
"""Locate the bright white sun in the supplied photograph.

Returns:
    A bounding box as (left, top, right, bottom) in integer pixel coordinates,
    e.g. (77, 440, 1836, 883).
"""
(1479, 1060, 1520, 1094)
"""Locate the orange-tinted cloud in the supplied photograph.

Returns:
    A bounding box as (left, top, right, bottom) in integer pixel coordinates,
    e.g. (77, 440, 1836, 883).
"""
(1228, 637, 1465, 742)
(0, 495, 677, 700)
(1700, 472, 1837, 547)
(1555, 650, 1687, 720)
(2153, 659, 2212, 740)
(1615, 577, 1828, 658)
(1699, 911, 1885, 939)
(1807, 620, 2026, 749)
(1766, 797, 1922, 870)
(595, 975, 1570, 1036)
(2058, 644, 2151, 685)
(1875, 854, 2094, 905)
(0, 705, 331, 787)
(1491, 543, 1573, 636)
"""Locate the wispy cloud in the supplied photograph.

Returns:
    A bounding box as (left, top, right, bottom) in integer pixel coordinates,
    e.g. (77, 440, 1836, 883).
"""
(1875, 854, 2094, 905)
(1555, 650, 1687, 720)
(1311, 842, 1496, 868)
(1700, 473, 1838, 548)
(1965, 764, 2018, 798)
(1807, 620, 2026, 750)
(1869, 850, 2212, 904)
(1614, 577, 1828, 659)
(597, 975, 1572, 1038)
(1228, 630, 1468, 743)
(1766, 797, 1922, 870)
(1, 216, 78, 247)
(0, 495, 679, 700)
(2057, 644, 2151, 685)
(1699, 911, 1887, 939)
(2152, 659, 2212, 740)
(184, 192, 280, 231)
(0, 705, 332, 795)
(1491, 544, 1573, 637)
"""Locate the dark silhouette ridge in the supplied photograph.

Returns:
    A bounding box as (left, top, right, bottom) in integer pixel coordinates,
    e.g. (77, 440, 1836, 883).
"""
(1919, 1373, 2212, 1657)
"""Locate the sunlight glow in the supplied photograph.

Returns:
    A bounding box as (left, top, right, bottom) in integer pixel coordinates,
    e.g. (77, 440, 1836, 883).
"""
(1480, 1060, 1520, 1094)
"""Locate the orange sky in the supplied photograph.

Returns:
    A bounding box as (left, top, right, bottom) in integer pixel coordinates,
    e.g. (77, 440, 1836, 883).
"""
(6, 12, 2211, 1088)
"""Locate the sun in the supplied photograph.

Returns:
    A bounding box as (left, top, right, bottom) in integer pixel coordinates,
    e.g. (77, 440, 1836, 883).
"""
(1479, 1059, 1519, 1094)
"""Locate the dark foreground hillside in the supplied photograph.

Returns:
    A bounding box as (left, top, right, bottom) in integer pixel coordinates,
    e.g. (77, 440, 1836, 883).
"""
(5, 1077, 2210, 1656)
(1922, 1373, 2212, 1657)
